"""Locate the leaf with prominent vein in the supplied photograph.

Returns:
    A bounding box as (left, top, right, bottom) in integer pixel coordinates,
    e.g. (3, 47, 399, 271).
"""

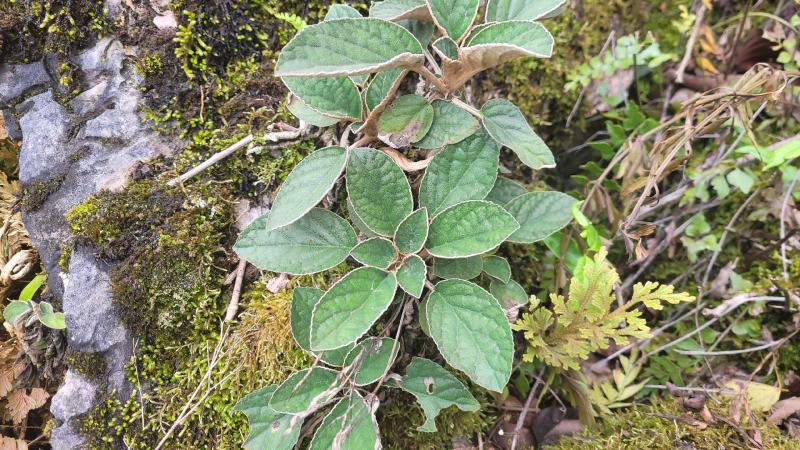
(343, 337, 400, 385)
(426, 201, 518, 258)
(234, 208, 357, 275)
(426, 280, 514, 392)
(482, 255, 511, 283)
(394, 208, 429, 254)
(365, 68, 406, 111)
(432, 37, 459, 61)
(459, 20, 554, 72)
(481, 98, 555, 170)
(398, 357, 479, 432)
(504, 192, 576, 243)
(419, 133, 499, 214)
(290, 287, 355, 365)
(485, 177, 526, 206)
(416, 100, 480, 149)
(310, 268, 398, 350)
(265, 146, 347, 231)
(269, 367, 340, 415)
(370, 0, 430, 21)
(309, 394, 380, 450)
(282, 76, 362, 120)
(489, 278, 529, 309)
(397, 254, 426, 298)
(325, 4, 363, 20)
(433, 256, 483, 280)
(287, 95, 340, 127)
(347, 147, 413, 236)
(378, 95, 434, 147)
(233, 385, 302, 450)
(275, 18, 424, 77)
(351, 237, 397, 269)
(486, 0, 566, 21)
(426, 0, 479, 42)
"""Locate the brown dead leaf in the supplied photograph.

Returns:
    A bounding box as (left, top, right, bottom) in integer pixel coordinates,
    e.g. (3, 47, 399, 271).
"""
(0, 436, 28, 450)
(4, 388, 49, 424)
(769, 397, 800, 424)
(0, 114, 7, 141)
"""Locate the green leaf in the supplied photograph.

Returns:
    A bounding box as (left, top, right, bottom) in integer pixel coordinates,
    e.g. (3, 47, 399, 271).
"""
(233, 385, 302, 450)
(287, 95, 340, 127)
(325, 4, 363, 20)
(504, 192, 577, 243)
(426, 201, 519, 258)
(40, 312, 66, 330)
(269, 367, 340, 415)
(485, 177, 526, 206)
(489, 279, 529, 309)
(3, 300, 31, 324)
(726, 168, 755, 194)
(432, 37, 459, 61)
(319, 343, 358, 367)
(398, 357, 479, 432)
(378, 95, 434, 147)
(234, 208, 357, 275)
(462, 21, 554, 71)
(275, 18, 424, 77)
(397, 254, 427, 298)
(343, 337, 400, 385)
(310, 267, 398, 350)
(426, 279, 514, 391)
(482, 255, 511, 283)
(394, 208, 429, 254)
(419, 133, 499, 215)
(365, 68, 406, 111)
(426, 0, 479, 42)
(347, 147, 413, 236)
(481, 99, 555, 170)
(399, 19, 436, 45)
(19, 274, 45, 301)
(290, 287, 323, 352)
(347, 197, 379, 239)
(433, 256, 483, 280)
(309, 394, 380, 450)
(282, 76, 362, 120)
(351, 237, 397, 269)
(370, 0, 429, 21)
(416, 100, 480, 150)
(265, 146, 348, 231)
(485, 0, 566, 21)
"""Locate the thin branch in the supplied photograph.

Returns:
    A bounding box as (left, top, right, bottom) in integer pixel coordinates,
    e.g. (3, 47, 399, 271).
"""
(450, 97, 481, 117)
(510, 370, 544, 450)
(168, 135, 253, 186)
(675, 5, 707, 84)
(412, 64, 448, 93)
(224, 258, 247, 322)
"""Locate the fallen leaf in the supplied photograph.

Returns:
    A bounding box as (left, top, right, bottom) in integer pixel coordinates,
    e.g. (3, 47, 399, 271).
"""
(722, 380, 781, 412)
(266, 273, 290, 293)
(769, 397, 800, 424)
(0, 435, 28, 450)
(152, 10, 177, 29)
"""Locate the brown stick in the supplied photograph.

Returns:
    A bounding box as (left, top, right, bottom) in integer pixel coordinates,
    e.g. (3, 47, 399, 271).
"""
(224, 259, 247, 322)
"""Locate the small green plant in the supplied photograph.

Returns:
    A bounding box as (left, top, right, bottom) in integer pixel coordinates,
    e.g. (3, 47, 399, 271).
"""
(513, 250, 692, 371)
(2, 274, 66, 332)
(232, 0, 581, 447)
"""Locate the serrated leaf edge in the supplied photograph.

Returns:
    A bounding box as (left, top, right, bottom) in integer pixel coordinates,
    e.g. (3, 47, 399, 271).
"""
(310, 268, 399, 351)
(393, 207, 429, 255)
(426, 200, 520, 259)
(484, 0, 567, 22)
(465, 20, 555, 58)
(265, 146, 349, 231)
(425, 0, 480, 43)
(275, 18, 426, 77)
(425, 278, 513, 391)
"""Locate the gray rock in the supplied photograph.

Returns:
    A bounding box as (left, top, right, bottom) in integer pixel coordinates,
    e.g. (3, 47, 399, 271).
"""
(2, 35, 181, 448)
(0, 61, 50, 107)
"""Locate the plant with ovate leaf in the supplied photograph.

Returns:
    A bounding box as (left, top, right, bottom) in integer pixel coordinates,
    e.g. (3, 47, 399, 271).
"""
(2, 274, 66, 334)
(233, 1, 581, 447)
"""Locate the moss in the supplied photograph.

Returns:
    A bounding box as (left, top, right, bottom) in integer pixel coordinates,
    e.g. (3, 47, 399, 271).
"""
(0, 0, 109, 63)
(21, 174, 66, 212)
(65, 350, 106, 380)
(380, 389, 492, 450)
(57, 244, 72, 273)
(548, 399, 796, 449)
(66, 180, 186, 260)
(77, 393, 141, 450)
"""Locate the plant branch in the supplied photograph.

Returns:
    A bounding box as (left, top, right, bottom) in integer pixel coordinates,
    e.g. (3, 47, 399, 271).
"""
(412, 64, 448, 93)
